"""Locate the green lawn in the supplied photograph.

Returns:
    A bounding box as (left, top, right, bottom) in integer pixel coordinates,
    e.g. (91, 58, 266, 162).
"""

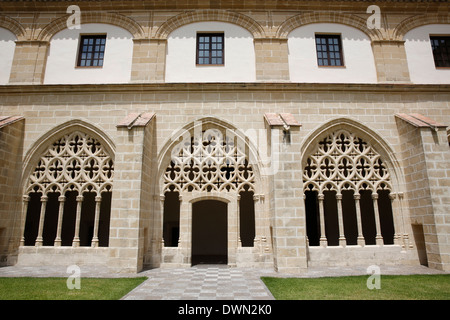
(0, 277, 147, 300)
(261, 274, 450, 300)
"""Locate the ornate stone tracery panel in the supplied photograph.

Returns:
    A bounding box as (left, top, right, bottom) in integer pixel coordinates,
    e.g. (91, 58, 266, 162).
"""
(26, 131, 114, 196)
(163, 129, 255, 193)
(303, 129, 392, 194)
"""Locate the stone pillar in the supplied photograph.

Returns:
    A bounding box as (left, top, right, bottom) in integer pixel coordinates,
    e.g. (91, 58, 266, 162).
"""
(19, 196, 30, 247)
(318, 194, 327, 247)
(131, 39, 166, 83)
(336, 193, 346, 247)
(110, 112, 155, 273)
(91, 196, 102, 248)
(371, 40, 410, 83)
(9, 40, 49, 84)
(396, 113, 450, 271)
(54, 195, 66, 247)
(254, 38, 290, 81)
(268, 124, 306, 273)
(354, 194, 365, 246)
(72, 195, 84, 247)
(372, 193, 384, 246)
(35, 195, 48, 247)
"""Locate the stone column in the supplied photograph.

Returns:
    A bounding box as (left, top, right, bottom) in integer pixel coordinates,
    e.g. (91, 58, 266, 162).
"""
(354, 194, 365, 246)
(372, 193, 384, 246)
(54, 195, 66, 247)
(336, 193, 346, 247)
(35, 195, 48, 247)
(318, 194, 327, 247)
(72, 195, 84, 247)
(91, 196, 102, 248)
(19, 195, 30, 247)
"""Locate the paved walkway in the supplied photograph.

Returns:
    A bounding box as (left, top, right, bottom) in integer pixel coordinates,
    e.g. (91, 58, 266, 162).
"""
(0, 264, 447, 300)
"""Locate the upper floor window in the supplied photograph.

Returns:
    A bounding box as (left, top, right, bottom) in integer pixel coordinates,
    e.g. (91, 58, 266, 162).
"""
(196, 33, 224, 65)
(430, 36, 450, 68)
(77, 35, 106, 67)
(315, 34, 344, 67)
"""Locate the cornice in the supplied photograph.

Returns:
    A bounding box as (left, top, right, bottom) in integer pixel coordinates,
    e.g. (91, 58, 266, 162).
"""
(1, 82, 450, 96)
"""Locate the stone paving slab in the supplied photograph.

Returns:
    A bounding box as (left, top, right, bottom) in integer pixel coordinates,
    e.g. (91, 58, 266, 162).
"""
(0, 264, 447, 300)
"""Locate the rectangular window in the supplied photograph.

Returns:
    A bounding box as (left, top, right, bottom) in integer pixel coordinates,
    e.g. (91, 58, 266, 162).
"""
(430, 36, 450, 68)
(196, 33, 224, 65)
(77, 35, 107, 67)
(315, 34, 344, 67)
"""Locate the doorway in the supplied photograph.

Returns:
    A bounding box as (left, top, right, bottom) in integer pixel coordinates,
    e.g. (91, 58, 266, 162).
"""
(191, 200, 227, 265)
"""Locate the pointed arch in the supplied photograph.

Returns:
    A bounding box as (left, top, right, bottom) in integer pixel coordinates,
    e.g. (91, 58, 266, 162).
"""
(301, 117, 402, 193)
(301, 117, 402, 248)
(158, 116, 263, 195)
(21, 120, 115, 248)
(155, 9, 265, 40)
(22, 119, 115, 196)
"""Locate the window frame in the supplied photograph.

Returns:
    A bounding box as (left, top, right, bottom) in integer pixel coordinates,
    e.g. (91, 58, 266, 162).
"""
(314, 33, 345, 68)
(430, 35, 450, 68)
(196, 32, 225, 66)
(76, 34, 107, 68)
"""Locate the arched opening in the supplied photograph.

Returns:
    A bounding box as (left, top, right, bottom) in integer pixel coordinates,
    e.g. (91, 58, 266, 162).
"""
(303, 129, 396, 247)
(192, 200, 227, 265)
(22, 130, 114, 248)
(163, 191, 180, 247)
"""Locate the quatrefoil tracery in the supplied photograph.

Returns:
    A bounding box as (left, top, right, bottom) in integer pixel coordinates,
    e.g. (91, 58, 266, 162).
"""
(303, 130, 392, 194)
(27, 132, 114, 195)
(164, 131, 255, 193)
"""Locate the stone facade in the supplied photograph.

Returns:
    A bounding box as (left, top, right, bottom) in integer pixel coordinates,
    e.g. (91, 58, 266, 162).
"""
(0, 0, 449, 273)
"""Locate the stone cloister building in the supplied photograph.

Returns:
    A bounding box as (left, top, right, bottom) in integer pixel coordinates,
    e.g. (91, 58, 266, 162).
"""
(0, 0, 449, 273)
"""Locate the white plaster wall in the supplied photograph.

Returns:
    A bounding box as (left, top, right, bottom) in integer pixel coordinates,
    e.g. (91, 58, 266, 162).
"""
(404, 24, 450, 84)
(288, 23, 377, 83)
(44, 24, 133, 84)
(0, 28, 17, 85)
(165, 22, 256, 83)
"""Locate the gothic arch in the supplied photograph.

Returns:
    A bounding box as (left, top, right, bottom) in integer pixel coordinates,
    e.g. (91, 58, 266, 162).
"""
(22, 119, 115, 196)
(393, 13, 450, 41)
(301, 117, 403, 193)
(37, 11, 145, 41)
(276, 11, 382, 41)
(0, 15, 25, 39)
(301, 118, 404, 247)
(155, 9, 265, 40)
(20, 120, 115, 248)
(158, 116, 264, 195)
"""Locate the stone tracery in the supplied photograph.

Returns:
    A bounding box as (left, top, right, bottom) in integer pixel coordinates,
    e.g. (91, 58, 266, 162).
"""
(163, 129, 255, 193)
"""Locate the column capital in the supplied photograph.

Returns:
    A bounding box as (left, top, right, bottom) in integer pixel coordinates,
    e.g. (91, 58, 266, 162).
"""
(58, 195, 66, 202)
(388, 193, 397, 200)
(371, 193, 379, 200)
(353, 194, 361, 200)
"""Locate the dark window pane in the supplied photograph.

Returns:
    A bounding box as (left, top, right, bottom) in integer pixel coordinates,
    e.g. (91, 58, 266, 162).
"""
(430, 36, 450, 68)
(315, 34, 344, 67)
(197, 33, 224, 65)
(77, 35, 106, 67)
